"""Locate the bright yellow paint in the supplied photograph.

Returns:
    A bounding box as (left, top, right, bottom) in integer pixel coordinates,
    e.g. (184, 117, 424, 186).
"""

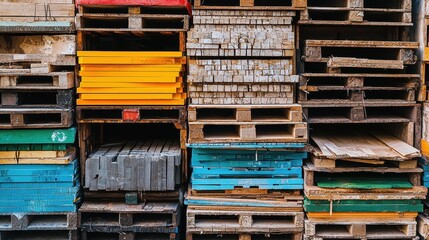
(422, 139, 429, 157)
(79, 93, 184, 100)
(77, 51, 183, 57)
(79, 71, 180, 77)
(77, 99, 186, 105)
(0, 150, 68, 158)
(77, 87, 182, 94)
(81, 65, 183, 72)
(79, 82, 182, 88)
(425, 48, 429, 62)
(80, 76, 181, 83)
(79, 57, 186, 65)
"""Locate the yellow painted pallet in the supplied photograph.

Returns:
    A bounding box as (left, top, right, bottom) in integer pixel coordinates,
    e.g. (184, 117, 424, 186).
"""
(81, 76, 182, 83)
(77, 99, 186, 105)
(78, 51, 185, 65)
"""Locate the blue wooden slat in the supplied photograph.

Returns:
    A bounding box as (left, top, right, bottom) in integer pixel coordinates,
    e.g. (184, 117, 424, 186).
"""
(0, 160, 78, 171)
(192, 149, 307, 159)
(192, 167, 302, 178)
(191, 160, 302, 168)
(192, 178, 303, 184)
(187, 143, 307, 149)
(0, 182, 77, 188)
(0, 169, 77, 176)
(0, 186, 79, 195)
(0, 205, 77, 213)
(191, 184, 303, 190)
(0, 175, 76, 182)
(184, 199, 294, 207)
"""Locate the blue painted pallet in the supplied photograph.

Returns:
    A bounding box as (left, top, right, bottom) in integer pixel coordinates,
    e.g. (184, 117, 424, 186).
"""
(184, 199, 298, 207)
(191, 149, 306, 168)
(191, 178, 303, 190)
(419, 159, 429, 187)
(187, 143, 306, 149)
(192, 167, 302, 178)
(0, 186, 80, 195)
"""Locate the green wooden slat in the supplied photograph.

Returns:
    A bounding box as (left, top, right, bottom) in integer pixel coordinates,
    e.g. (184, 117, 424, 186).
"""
(0, 144, 69, 151)
(316, 177, 412, 189)
(0, 128, 76, 145)
(304, 198, 423, 212)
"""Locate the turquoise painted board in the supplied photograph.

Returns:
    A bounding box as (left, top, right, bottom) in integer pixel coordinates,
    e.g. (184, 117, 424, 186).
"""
(187, 143, 306, 149)
(192, 167, 302, 178)
(0, 128, 76, 144)
(0, 186, 79, 195)
(191, 177, 304, 190)
(304, 198, 423, 212)
(185, 199, 295, 207)
(0, 181, 77, 188)
(192, 184, 303, 190)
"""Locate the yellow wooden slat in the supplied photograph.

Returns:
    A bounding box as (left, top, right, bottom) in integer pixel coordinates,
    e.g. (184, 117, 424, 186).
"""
(79, 93, 184, 100)
(80, 76, 181, 83)
(422, 139, 429, 157)
(77, 99, 186, 105)
(79, 57, 186, 65)
(77, 51, 183, 57)
(0, 150, 68, 158)
(425, 48, 429, 62)
(79, 82, 182, 88)
(77, 87, 183, 94)
(81, 64, 183, 72)
(0, 153, 75, 165)
(79, 71, 180, 77)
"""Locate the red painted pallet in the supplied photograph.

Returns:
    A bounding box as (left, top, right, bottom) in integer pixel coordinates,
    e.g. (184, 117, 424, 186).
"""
(76, 0, 191, 15)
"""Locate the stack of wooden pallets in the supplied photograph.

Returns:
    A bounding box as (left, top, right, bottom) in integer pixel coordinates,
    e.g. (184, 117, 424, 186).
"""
(75, 0, 190, 239)
(185, 1, 308, 240)
(0, 1, 79, 239)
(298, 0, 426, 238)
(0, 128, 80, 239)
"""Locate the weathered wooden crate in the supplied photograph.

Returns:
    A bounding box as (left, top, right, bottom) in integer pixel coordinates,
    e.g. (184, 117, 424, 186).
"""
(187, 10, 295, 57)
(187, 208, 304, 234)
(299, 73, 420, 104)
(0, 108, 73, 129)
(304, 163, 427, 201)
(78, 201, 180, 233)
(84, 140, 181, 191)
(0, 230, 78, 240)
(187, 232, 303, 240)
(188, 105, 302, 123)
(188, 122, 308, 144)
(299, 0, 412, 26)
(305, 218, 417, 239)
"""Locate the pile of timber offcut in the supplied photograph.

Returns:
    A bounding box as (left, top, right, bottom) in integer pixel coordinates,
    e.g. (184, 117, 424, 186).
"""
(85, 140, 181, 191)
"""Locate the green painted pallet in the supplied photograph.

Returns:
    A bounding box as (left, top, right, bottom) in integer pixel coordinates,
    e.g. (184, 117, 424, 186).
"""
(304, 198, 423, 212)
(316, 177, 412, 189)
(0, 128, 76, 145)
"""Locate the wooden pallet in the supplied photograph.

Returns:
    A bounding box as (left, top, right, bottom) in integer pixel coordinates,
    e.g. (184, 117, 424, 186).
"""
(306, 212, 418, 222)
(299, 73, 420, 104)
(0, 230, 78, 240)
(77, 105, 186, 125)
(81, 232, 177, 240)
(0, 147, 76, 164)
(186, 191, 303, 210)
(188, 122, 307, 143)
(0, 72, 74, 90)
(187, 208, 304, 233)
(299, 0, 412, 26)
(78, 201, 180, 233)
(188, 105, 302, 123)
(304, 163, 427, 201)
(0, 212, 77, 231)
(310, 154, 417, 169)
(303, 40, 418, 64)
(305, 218, 417, 239)
(187, 232, 302, 240)
(84, 140, 181, 191)
(303, 103, 420, 123)
(194, 0, 306, 10)
(76, 13, 189, 32)
(0, 89, 73, 108)
(0, 108, 73, 129)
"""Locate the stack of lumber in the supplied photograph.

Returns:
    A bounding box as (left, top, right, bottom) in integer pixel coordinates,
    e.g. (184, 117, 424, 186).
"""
(75, 1, 190, 240)
(77, 51, 186, 106)
(0, 0, 75, 33)
(186, 144, 307, 240)
(304, 130, 425, 240)
(84, 140, 181, 191)
(187, 9, 299, 105)
(0, 127, 80, 239)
